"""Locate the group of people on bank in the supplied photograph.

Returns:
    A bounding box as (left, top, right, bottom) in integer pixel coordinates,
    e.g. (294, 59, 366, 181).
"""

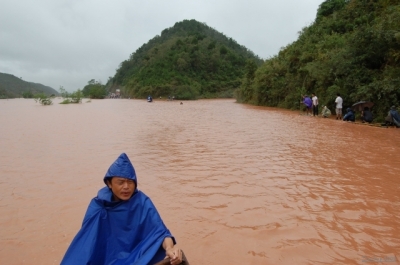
(302, 93, 400, 127)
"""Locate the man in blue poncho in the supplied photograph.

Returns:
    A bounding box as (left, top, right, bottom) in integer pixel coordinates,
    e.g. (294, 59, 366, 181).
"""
(389, 105, 400, 127)
(302, 95, 312, 116)
(61, 153, 183, 265)
(343, 108, 355, 122)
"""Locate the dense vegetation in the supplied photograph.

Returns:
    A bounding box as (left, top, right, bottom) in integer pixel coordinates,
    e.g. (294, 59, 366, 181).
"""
(237, 0, 400, 120)
(0, 72, 58, 98)
(83, 79, 108, 99)
(0, 86, 11, 99)
(108, 19, 263, 99)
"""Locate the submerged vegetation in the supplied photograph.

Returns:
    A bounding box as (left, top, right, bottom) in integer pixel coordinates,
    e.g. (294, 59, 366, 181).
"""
(237, 0, 400, 120)
(108, 19, 262, 100)
(59, 86, 83, 104)
(34, 93, 53, 105)
(29, 82, 102, 106)
(57, 80, 107, 105)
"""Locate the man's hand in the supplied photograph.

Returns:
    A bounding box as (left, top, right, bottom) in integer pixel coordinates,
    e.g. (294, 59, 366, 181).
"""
(165, 246, 182, 265)
(162, 237, 182, 265)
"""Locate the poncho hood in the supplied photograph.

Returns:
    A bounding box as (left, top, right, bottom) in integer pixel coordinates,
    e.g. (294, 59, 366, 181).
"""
(104, 153, 137, 189)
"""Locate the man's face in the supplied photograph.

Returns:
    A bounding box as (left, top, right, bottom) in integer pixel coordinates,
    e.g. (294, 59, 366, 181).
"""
(107, 177, 136, 201)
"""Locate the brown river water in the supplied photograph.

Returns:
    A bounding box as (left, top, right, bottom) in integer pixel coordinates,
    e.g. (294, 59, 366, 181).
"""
(0, 98, 399, 265)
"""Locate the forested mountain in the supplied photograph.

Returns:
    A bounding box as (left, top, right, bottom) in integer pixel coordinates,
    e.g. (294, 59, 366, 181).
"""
(0, 72, 58, 98)
(108, 19, 263, 99)
(237, 0, 400, 120)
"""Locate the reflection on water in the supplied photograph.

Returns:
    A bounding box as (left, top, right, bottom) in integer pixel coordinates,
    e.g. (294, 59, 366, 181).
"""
(0, 98, 399, 264)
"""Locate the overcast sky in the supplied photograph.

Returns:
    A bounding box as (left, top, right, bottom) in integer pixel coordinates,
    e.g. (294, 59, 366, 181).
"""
(0, 0, 324, 92)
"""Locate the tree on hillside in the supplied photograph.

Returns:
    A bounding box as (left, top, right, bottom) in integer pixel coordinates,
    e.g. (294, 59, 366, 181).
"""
(317, 0, 348, 19)
(236, 59, 258, 103)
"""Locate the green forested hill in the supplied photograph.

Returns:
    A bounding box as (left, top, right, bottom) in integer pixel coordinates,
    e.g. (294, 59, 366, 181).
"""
(108, 19, 263, 99)
(237, 0, 400, 120)
(0, 72, 58, 98)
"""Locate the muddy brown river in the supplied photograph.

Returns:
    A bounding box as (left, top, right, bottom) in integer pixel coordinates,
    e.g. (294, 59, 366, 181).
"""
(0, 98, 399, 264)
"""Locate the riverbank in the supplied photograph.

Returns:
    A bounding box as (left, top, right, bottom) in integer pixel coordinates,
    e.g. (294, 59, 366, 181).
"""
(298, 112, 398, 129)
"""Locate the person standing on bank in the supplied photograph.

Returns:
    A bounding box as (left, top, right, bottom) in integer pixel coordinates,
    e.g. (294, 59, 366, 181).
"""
(311, 93, 319, 116)
(302, 95, 312, 116)
(335, 93, 343, 120)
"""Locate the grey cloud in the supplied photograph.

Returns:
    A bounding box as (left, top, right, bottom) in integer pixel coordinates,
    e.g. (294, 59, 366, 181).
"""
(0, 0, 323, 92)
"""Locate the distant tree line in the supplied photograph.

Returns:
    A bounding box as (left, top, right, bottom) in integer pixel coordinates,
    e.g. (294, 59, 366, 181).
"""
(236, 0, 400, 120)
(56, 80, 107, 104)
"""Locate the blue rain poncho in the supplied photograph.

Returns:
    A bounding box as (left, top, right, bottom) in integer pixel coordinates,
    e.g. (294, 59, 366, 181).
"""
(61, 153, 175, 265)
(343, 108, 355, 122)
(303, 96, 312, 108)
(390, 108, 400, 126)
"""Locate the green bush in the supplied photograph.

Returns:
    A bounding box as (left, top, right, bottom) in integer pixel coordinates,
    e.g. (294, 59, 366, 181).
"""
(60, 99, 71, 104)
(82, 81, 107, 99)
(70, 89, 83, 103)
(34, 93, 53, 105)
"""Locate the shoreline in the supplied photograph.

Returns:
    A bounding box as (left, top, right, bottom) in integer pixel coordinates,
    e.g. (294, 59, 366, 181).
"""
(299, 113, 398, 129)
